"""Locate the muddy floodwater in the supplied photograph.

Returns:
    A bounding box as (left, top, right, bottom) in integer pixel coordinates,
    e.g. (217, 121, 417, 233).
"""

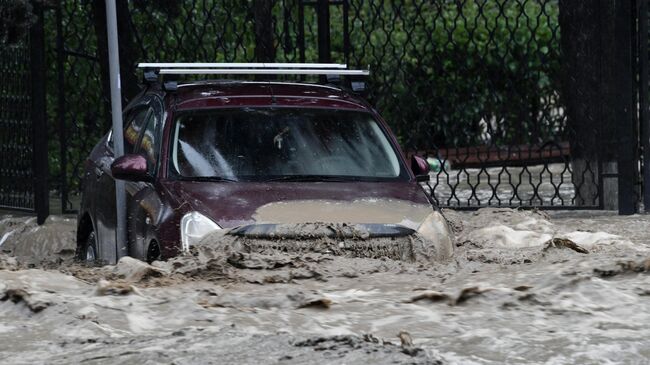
(1, 209, 650, 364)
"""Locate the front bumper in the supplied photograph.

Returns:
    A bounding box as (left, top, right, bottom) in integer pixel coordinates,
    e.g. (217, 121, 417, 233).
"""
(228, 222, 416, 240)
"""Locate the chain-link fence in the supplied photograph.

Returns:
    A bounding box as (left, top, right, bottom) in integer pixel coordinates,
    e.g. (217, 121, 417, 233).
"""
(1, 0, 48, 221)
(345, 1, 579, 208)
(31, 0, 644, 212)
(0, 37, 33, 210)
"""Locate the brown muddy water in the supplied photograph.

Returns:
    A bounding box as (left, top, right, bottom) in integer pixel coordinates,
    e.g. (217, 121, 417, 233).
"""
(1, 209, 650, 364)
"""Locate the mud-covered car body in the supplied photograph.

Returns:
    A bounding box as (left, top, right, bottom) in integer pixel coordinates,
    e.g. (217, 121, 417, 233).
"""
(77, 80, 441, 263)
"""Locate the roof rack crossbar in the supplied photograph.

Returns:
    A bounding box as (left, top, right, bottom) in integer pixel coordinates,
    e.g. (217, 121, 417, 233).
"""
(138, 62, 348, 69)
(156, 68, 369, 76)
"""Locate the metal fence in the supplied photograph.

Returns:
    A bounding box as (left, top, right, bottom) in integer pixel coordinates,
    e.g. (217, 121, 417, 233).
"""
(346, 1, 579, 208)
(0, 0, 48, 222)
(4, 0, 649, 217)
(0, 38, 33, 211)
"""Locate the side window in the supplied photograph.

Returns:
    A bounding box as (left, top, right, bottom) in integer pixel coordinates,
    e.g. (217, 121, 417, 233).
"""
(136, 107, 160, 174)
(124, 108, 150, 154)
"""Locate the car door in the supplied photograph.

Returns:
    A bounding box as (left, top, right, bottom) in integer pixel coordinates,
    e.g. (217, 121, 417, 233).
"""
(125, 95, 164, 260)
(94, 105, 150, 263)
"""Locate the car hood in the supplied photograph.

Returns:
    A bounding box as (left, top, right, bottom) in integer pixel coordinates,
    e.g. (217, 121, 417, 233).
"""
(162, 181, 434, 230)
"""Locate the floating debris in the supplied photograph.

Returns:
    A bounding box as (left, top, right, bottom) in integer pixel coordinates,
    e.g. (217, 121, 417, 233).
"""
(1, 287, 50, 313)
(543, 238, 589, 254)
(95, 279, 138, 296)
(406, 290, 450, 303)
(594, 258, 650, 277)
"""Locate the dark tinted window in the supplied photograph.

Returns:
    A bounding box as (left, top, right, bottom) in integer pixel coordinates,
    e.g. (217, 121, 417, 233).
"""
(124, 108, 149, 154)
(170, 108, 405, 181)
(137, 108, 160, 174)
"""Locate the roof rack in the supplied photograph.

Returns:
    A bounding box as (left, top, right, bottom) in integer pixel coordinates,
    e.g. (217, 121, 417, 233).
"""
(158, 68, 368, 75)
(137, 62, 369, 93)
(138, 62, 349, 69)
(137, 62, 369, 76)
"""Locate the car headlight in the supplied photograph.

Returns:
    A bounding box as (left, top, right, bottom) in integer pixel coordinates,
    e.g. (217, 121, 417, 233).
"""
(416, 211, 454, 260)
(180, 211, 221, 252)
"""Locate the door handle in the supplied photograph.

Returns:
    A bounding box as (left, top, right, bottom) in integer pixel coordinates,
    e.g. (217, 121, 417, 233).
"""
(94, 166, 104, 178)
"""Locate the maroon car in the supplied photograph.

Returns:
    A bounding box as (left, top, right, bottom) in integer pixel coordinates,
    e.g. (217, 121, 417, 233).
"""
(77, 72, 449, 264)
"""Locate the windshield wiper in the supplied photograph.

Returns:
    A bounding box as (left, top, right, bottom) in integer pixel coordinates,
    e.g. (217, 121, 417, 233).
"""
(264, 175, 363, 182)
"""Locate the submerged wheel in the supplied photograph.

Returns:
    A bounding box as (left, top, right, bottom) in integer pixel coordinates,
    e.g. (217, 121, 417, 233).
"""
(146, 240, 161, 264)
(79, 230, 98, 264)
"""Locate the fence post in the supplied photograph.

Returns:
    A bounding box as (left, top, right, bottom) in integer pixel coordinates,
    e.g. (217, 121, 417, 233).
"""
(559, 2, 613, 209)
(298, 1, 305, 63)
(316, 0, 331, 63)
(29, 0, 49, 224)
(254, 0, 275, 63)
(342, 0, 350, 66)
(615, 0, 638, 215)
(55, 4, 68, 214)
(105, 0, 128, 262)
(639, 0, 650, 212)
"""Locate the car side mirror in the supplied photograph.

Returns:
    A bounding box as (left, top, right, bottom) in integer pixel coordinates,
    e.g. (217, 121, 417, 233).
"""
(411, 155, 430, 182)
(111, 154, 151, 182)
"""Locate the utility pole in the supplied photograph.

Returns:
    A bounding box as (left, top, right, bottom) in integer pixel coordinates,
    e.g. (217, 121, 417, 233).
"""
(105, 0, 128, 262)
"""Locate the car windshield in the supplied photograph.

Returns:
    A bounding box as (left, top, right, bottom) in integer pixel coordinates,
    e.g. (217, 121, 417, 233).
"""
(170, 108, 407, 181)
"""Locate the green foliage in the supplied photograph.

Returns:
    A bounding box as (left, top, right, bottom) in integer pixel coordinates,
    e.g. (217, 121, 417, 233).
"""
(127, 0, 257, 62)
(347, 0, 564, 150)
